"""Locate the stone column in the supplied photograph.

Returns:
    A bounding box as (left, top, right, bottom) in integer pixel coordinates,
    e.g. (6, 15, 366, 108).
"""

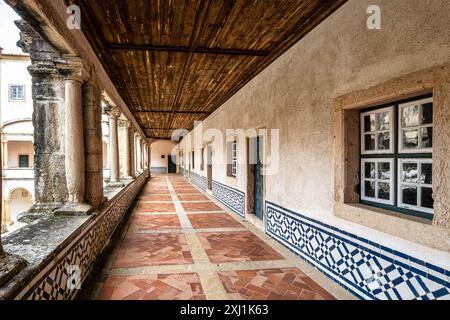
(105, 106, 123, 187)
(16, 20, 68, 216)
(135, 134, 142, 173)
(119, 119, 133, 179)
(140, 138, 145, 172)
(56, 57, 92, 214)
(129, 128, 136, 178)
(83, 75, 105, 208)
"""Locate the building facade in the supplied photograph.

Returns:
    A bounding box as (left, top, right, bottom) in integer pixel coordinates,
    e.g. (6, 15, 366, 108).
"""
(0, 51, 34, 233)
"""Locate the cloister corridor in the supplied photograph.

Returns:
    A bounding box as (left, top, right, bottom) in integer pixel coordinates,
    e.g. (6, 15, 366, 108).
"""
(80, 175, 352, 300)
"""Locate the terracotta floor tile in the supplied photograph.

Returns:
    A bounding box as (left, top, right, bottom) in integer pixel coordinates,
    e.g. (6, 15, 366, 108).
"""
(139, 194, 173, 201)
(177, 194, 210, 201)
(99, 273, 205, 300)
(129, 215, 181, 231)
(113, 233, 193, 268)
(188, 213, 242, 229)
(218, 268, 335, 300)
(142, 189, 171, 195)
(182, 201, 223, 212)
(197, 231, 283, 263)
(136, 202, 176, 213)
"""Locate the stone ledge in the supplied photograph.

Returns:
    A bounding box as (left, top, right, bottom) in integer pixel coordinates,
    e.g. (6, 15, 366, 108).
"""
(0, 171, 149, 299)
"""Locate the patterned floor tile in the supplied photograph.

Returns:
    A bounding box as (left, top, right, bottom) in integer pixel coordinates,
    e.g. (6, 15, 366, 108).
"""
(182, 201, 224, 212)
(113, 233, 193, 268)
(129, 215, 181, 231)
(177, 194, 210, 201)
(98, 273, 206, 300)
(218, 268, 335, 300)
(188, 213, 243, 229)
(136, 202, 176, 213)
(198, 231, 283, 263)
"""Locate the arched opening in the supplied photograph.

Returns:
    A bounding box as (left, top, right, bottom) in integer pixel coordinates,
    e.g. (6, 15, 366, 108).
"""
(3, 187, 33, 233)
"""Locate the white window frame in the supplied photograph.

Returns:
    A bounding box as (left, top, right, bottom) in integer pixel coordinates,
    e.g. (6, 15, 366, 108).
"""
(361, 158, 395, 205)
(231, 141, 237, 177)
(397, 158, 434, 214)
(9, 84, 26, 102)
(360, 106, 395, 155)
(398, 97, 433, 154)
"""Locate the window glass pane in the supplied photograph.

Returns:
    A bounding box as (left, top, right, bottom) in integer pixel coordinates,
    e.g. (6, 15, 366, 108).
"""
(377, 162, 391, 180)
(364, 114, 376, 132)
(402, 162, 418, 183)
(421, 187, 434, 209)
(364, 162, 375, 179)
(402, 105, 419, 127)
(421, 127, 433, 149)
(364, 181, 376, 198)
(364, 134, 376, 151)
(421, 103, 433, 125)
(420, 163, 432, 184)
(402, 129, 419, 149)
(377, 132, 390, 150)
(377, 112, 390, 130)
(378, 182, 390, 200)
(402, 186, 418, 206)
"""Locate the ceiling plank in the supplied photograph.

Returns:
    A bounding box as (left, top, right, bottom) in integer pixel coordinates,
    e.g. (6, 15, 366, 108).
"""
(106, 43, 269, 57)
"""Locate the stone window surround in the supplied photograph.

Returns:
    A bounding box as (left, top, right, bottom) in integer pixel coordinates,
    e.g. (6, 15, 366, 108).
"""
(333, 64, 450, 251)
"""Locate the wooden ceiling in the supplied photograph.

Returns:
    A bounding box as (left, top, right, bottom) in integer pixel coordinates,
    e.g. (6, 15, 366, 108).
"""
(75, 0, 347, 139)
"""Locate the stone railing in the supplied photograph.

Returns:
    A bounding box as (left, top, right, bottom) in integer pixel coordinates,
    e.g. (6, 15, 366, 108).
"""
(0, 171, 149, 300)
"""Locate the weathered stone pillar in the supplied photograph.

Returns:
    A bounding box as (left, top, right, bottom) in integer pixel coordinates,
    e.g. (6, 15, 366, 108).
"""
(140, 138, 145, 172)
(16, 20, 67, 216)
(119, 120, 133, 179)
(83, 75, 105, 208)
(105, 106, 123, 187)
(56, 57, 92, 214)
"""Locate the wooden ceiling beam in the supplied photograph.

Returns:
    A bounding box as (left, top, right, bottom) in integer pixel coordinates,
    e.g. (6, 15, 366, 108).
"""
(106, 43, 269, 57)
(137, 110, 208, 115)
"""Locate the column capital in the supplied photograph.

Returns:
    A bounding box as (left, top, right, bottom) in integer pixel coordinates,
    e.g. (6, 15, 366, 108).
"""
(57, 55, 90, 83)
(118, 119, 131, 128)
(104, 105, 121, 119)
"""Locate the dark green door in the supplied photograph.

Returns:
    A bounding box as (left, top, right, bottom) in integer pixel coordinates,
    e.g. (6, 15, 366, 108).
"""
(254, 136, 264, 219)
(168, 155, 177, 173)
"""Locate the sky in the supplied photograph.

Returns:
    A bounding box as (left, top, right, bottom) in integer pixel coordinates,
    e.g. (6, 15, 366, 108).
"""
(0, 1, 24, 54)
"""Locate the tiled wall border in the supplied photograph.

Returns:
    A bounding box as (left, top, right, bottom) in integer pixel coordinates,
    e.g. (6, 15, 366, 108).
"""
(10, 172, 149, 300)
(266, 201, 450, 300)
(150, 167, 168, 174)
(190, 172, 207, 191)
(212, 180, 245, 218)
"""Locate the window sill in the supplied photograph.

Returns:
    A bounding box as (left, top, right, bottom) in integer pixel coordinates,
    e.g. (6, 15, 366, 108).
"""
(334, 202, 449, 252)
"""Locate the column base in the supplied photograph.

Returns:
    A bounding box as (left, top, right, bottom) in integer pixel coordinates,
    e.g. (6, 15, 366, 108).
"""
(0, 252, 27, 287)
(18, 203, 65, 223)
(107, 181, 125, 188)
(54, 203, 94, 216)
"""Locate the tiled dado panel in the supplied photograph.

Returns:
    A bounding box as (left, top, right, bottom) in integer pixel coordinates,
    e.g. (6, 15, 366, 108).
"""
(151, 167, 168, 174)
(266, 201, 450, 300)
(190, 172, 207, 191)
(212, 180, 245, 218)
(14, 172, 149, 300)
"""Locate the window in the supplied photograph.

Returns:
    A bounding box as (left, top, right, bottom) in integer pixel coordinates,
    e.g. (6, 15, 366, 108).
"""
(361, 106, 394, 154)
(398, 98, 433, 153)
(227, 140, 237, 177)
(19, 155, 30, 168)
(360, 96, 434, 218)
(9, 85, 25, 101)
